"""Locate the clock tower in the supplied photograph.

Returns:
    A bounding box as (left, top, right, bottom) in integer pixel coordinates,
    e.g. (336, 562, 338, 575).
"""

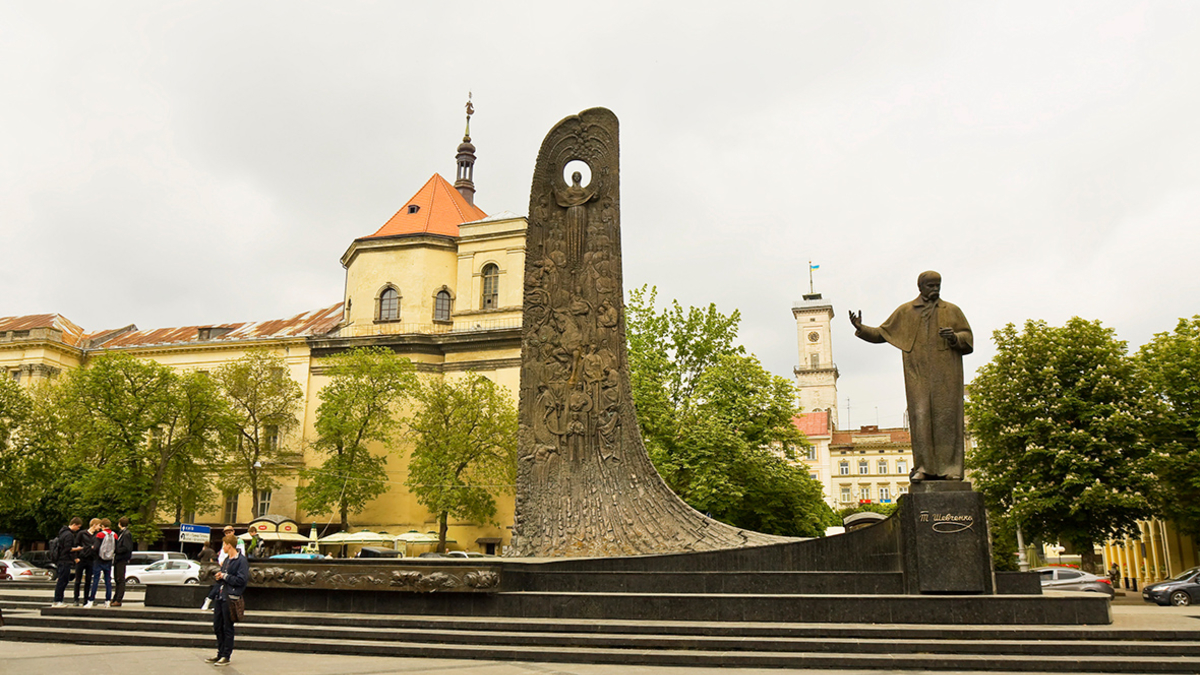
(793, 291, 839, 428)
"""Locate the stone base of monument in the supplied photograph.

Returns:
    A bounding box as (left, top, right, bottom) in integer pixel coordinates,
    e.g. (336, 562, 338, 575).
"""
(145, 489, 1108, 625)
(900, 483, 995, 594)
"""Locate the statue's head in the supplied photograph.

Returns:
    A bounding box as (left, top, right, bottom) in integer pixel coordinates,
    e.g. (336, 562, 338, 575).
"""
(917, 270, 941, 302)
(571, 171, 583, 186)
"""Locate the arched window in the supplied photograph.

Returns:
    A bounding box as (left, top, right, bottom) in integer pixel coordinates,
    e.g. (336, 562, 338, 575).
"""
(481, 264, 499, 310)
(378, 286, 400, 322)
(838, 461, 849, 476)
(434, 289, 452, 322)
(858, 460, 869, 475)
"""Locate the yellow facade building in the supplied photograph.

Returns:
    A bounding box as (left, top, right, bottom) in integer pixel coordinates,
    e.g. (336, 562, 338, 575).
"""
(1, 130, 527, 555)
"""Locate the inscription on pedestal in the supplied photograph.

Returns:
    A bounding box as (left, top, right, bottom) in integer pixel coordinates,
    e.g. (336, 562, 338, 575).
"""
(902, 491, 994, 594)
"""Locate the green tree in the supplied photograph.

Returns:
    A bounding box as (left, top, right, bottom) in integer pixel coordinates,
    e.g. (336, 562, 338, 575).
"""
(214, 349, 304, 519)
(626, 286, 833, 537)
(0, 376, 45, 541)
(25, 354, 227, 544)
(405, 373, 517, 553)
(1135, 316, 1200, 537)
(0, 375, 30, 452)
(298, 347, 416, 531)
(966, 318, 1155, 571)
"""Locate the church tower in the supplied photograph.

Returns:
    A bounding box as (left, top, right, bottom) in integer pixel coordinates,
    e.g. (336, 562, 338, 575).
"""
(793, 287, 839, 428)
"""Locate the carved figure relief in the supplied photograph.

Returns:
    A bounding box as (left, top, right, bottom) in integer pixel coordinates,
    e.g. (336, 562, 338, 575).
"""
(513, 108, 787, 556)
(201, 563, 500, 593)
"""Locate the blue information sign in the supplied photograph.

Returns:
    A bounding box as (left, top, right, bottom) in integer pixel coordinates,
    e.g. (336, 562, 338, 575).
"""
(179, 523, 211, 544)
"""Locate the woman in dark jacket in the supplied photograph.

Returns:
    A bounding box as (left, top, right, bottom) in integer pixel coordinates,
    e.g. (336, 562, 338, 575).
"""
(205, 534, 248, 666)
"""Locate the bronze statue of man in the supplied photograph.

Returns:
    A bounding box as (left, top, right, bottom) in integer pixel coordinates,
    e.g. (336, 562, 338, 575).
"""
(849, 271, 972, 482)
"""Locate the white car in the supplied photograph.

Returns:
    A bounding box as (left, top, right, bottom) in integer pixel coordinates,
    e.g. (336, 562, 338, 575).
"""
(0, 559, 53, 581)
(124, 551, 189, 583)
(125, 560, 201, 585)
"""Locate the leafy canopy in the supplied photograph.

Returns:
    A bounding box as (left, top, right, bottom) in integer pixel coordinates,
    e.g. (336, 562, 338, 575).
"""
(405, 373, 518, 552)
(966, 318, 1155, 553)
(626, 285, 835, 537)
(298, 347, 416, 529)
(19, 354, 227, 543)
(214, 349, 303, 518)
(1135, 316, 1200, 537)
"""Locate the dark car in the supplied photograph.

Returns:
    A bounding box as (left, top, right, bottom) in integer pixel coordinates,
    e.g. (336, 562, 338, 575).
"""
(1143, 567, 1200, 606)
(18, 551, 60, 580)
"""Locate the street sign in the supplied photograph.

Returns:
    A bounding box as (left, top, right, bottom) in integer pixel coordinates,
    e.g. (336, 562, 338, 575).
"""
(179, 523, 211, 544)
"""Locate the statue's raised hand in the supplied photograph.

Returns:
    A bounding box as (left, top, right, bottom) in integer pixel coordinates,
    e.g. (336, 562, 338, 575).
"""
(848, 310, 863, 331)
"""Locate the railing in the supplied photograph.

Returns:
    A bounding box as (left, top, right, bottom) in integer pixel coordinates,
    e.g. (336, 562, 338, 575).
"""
(333, 318, 523, 338)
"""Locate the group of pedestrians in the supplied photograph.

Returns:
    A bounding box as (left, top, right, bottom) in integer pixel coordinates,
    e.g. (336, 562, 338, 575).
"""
(45, 519, 248, 667)
(50, 516, 134, 608)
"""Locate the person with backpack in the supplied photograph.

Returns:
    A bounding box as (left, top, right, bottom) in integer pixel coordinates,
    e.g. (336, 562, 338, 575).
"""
(51, 518, 83, 607)
(72, 519, 98, 606)
(111, 517, 134, 607)
(87, 518, 115, 607)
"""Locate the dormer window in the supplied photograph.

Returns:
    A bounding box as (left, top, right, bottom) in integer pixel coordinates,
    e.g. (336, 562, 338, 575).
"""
(407, 205, 420, 214)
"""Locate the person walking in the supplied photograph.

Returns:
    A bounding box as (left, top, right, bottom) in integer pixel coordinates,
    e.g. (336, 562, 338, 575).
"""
(72, 519, 98, 606)
(87, 519, 115, 607)
(198, 543, 217, 565)
(51, 518, 83, 607)
(206, 534, 247, 667)
(111, 517, 134, 607)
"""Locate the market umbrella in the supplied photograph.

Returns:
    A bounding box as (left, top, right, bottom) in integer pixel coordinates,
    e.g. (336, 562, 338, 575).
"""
(318, 530, 393, 545)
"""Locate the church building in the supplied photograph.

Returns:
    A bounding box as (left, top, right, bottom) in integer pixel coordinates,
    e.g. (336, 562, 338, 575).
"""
(0, 111, 526, 554)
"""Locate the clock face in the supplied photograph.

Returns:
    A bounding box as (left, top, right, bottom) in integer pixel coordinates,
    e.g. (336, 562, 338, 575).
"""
(808, 331, 820, 343)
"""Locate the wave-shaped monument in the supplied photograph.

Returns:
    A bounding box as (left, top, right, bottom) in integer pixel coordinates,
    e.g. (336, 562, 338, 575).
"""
(511, 107, 786, 557)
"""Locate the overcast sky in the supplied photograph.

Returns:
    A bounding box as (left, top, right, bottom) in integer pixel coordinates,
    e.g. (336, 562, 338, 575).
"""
(3, 2, 1199, 429)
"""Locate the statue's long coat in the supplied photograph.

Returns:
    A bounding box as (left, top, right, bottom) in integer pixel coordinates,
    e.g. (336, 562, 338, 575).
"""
(857, 296, 973, 480)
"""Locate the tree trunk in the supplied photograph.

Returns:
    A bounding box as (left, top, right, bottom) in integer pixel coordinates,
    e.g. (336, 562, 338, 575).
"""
(437, 511, 449, 554)
(513, 108, 788, 557)
(339, 501, 348, 533)
(1080, 543, 1100, 574)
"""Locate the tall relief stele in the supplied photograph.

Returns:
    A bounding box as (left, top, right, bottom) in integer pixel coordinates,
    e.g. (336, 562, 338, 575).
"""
(513, 108, 786, 556)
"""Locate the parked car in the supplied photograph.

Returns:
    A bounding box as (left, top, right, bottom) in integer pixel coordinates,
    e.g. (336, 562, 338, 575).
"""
(269, 553, 327, 561)
(124, 551, 190, 583)
(1034, 566, 1115, 597)
(0, 559, 54, 581)
(125, 560, 201, 585)
(18, 550, 58, 578)
(1143, 567, 1200, 606)
(446, 551, 489, 558)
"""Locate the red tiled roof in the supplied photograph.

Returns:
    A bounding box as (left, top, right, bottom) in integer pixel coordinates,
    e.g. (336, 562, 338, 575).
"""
(362, 174, 487, 240)
(0, 314, 86, 346)
(793, 411, 830, 437)
(99, 303, 344, 349)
